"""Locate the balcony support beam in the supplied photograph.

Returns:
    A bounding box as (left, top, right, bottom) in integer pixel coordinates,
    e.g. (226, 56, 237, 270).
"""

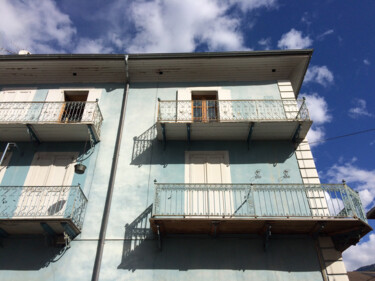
(161, 123, 166, 150)
(0, 227, 8, 237)
(262, 224, 272, 251)
(61, 222, 78, 239)
(186, 124, 191, 146)
(247, 122, 254, 150)
(156, 224, 162, 250)
(292, 123, 302, 143)
(26, 124, 41, 145)
(88, 124, 99, 144)
(40, 222, 56, 236)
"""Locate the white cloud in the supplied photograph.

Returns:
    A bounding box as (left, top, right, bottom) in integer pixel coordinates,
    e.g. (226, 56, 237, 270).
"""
(277, 28, 312, 49)
(74, 38, 113, 54)
(326, 161, 375, 209)
(304, 65, 334, 87)
(0, 0, 76, 54)
(0, 0, 279, 54)
(124, 0, 248, 53)
(363, 59, 371, 65)
(343, 234, 375, 271)
(258, 37, 272, 50)
(316, 29, 334, 40)
(348, 99, 373, 119)
(301, 93, 331, 146)
(229, 0, 277, 12)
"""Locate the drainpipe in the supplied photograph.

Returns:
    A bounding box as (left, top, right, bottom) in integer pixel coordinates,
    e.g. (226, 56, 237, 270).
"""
(91, 55, 129, 281)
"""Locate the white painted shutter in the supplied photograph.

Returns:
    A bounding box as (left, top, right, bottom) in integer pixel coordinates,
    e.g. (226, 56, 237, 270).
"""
(40, 90, 64, 122)
(177, 89, 192, 122)
(82, 89, 102, 122)
(217, 89, 232, 121)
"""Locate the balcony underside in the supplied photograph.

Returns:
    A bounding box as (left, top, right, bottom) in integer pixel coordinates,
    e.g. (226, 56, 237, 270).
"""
(150, 217, 372, 239)
(0, 218, 81, 237)
(0, 123, 99, 142)
(156, 121, 312, 141)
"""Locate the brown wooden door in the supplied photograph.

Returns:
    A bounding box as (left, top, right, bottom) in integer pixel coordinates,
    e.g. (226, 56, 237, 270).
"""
(192, 95, 217, 122)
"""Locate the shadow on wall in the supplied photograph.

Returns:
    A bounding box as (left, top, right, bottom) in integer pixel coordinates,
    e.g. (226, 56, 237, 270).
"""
(118, 208, 321, 273)
(131, 124, 157, 166)
(0, 236, 67, 270)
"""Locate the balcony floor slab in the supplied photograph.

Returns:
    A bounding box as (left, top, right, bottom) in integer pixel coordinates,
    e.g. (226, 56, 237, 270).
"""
(0, 218, 81, 236)
(156, 121, 312, 141)
(0, 123, 98, 142)
(150, 217, 372, 238)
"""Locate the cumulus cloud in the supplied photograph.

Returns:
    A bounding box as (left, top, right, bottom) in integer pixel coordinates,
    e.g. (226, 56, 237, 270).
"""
(343, 234, 375, 271)
(229, 0, 278, 12)
(124, 0, 248, 53)
(277, 28, 312, 49)
(301, 93, 331, 146)
(258, 37, 272, 50)
(0, 0, 279, 54)
(74, 38, 113, 54)
(326, 161, 375, 209)
(348, 99, 373, 119)
(0, 0, 76, 54)
(304, 65, 334, 87)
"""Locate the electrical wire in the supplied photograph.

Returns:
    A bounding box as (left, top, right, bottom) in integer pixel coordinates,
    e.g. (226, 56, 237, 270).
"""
(307, 127, 375, 145)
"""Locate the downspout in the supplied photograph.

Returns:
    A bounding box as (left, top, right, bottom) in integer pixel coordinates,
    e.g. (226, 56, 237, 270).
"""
(91, 55, 129, 281)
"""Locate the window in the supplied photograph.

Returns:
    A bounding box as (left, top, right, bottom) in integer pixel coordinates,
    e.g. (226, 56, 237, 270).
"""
(191, 91, 218, 122)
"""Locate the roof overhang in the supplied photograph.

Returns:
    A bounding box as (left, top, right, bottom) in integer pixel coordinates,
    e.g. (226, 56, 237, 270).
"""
(0, 49, 313, 96)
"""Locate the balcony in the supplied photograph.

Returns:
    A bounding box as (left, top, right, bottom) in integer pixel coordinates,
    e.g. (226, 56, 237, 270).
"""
(0, 101, 103, 142)
(150, 183, 372, 242)
(156, 99, 312, 142)
(0, 185, 87, 238)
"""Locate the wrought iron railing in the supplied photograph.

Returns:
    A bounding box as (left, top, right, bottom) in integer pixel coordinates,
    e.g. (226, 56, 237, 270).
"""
(0, 101, 103, 137)
(153, 183, 367, 223)
(0, 185, 88, 229)
(158, 99, 310, 122)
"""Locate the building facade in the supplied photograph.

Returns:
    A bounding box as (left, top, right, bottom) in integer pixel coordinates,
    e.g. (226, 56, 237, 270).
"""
(0, 51, 371, 281)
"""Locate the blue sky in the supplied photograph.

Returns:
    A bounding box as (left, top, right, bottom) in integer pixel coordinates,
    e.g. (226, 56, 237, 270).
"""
(0, 0, 374, 271)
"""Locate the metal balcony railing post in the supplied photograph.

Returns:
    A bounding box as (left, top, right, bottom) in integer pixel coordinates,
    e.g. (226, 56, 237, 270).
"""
(295, 97, 306, 120)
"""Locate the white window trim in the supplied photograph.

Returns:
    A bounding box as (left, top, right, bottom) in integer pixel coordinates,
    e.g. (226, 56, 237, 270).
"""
(46, 88, 102, 102)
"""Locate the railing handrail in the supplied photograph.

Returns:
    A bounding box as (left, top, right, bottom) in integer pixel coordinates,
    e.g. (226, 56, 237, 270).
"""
(153, 182, 367, 223)
(157, 99, 310, 121)
(0, 101, 99, 104)
(0, 185, 88, 229)
(158, 99, 305, 102)
(156, 182, 360, 194)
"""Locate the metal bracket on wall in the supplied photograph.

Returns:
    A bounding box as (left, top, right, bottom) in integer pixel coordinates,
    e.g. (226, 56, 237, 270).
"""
(292, 123, 302, 143)
(61, 222, 78, 240)
(87, 124, 99, 145)
(156, 224, 162, 250)
(0, 227, 8, 238)
(247, 122, 254, 150)
(311, 222, 326, 239)
(212, 221, 220, 237)
(26, 124, 41, 145)
(263, 224, 272, 251)
(186, 124, 191, 147)
(161, 123, 166, 151)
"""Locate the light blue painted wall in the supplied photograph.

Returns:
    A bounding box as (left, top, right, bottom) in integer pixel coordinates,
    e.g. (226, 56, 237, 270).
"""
(0, 83, 124, 281)
(0, 81, 322, 281)
(99, 82, 318, 281)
